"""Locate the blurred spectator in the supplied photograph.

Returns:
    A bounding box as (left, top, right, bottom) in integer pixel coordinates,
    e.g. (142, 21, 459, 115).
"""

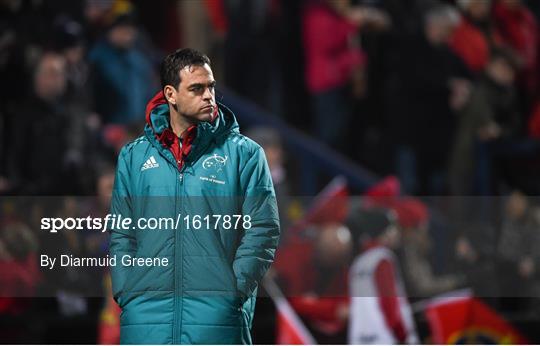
(396, 198, 463, 298)
(0, 0, 39, 106)
(497, 191, 540, 307)
(303, 0, 390, 151)
(246, 126, 292, 237)
(377, 0, 432, 35)
(179, 0, 226, 81)
(88, 1, 156, 124)
(458, 0, 500, 41)
(494, 0, 539, 97)
(450, 0, 492, 73)
(348, 208, 418, 344)
(246, 127, 288, 195)
(275, 222, 352, 343)
(0, 221, 40, 308)
(84, 0, 115, 43)
(76, 166, 116, 342)
(4, 51, 84, 194)
(53, 16, 101, 192)
(455, 221, 499, 298)
(0, 221, 40, 343)
(389, 3, 470, 195)
(528, 101, 540, 138)
(0, 1, 29, 191)
(450, 47, 521, 195)
(223, 0, 283, 113)
(303, 0, 363, 150)
(53, 16, 92, 107)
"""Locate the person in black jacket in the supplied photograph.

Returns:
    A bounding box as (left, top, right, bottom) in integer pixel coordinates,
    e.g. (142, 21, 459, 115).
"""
(5, 51, 79, 195)
(387, 4, 471, 195)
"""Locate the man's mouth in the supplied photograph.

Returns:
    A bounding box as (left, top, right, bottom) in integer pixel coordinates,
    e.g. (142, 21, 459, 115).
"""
(201, 105, 214, 112)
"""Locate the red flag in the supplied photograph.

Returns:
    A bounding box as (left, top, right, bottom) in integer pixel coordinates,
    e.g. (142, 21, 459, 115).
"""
(289, 176, 349, 236)
(426, 297, 529, 344)
(264, 277, 317, 345)
(364, 175, 401, 200)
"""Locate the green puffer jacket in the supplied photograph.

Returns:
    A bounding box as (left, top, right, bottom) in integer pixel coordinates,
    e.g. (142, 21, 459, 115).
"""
(109, 92, 280, 344)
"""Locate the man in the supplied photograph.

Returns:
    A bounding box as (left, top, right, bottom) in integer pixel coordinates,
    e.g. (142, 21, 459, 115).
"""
(109, 48, 280, 344)
(348, 208, 418, 345)
(389, 4, 470, 195)
(5, 51, 73, 194)
(89, 5, 156, 124)
(450, 0, 492, 73)
(450, 47, 520, 195)
(302, 0, 366, 151)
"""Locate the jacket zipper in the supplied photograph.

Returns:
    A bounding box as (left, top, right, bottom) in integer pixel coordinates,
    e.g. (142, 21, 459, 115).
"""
(175, 166, 185, 344)
(172, 139, 184, 344)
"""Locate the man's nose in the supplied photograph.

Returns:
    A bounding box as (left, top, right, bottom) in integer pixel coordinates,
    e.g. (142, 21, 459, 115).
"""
(203, 87, 213, 101)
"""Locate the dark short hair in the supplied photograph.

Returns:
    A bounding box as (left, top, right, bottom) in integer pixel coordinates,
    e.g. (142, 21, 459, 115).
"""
(160, 48, 211, 91)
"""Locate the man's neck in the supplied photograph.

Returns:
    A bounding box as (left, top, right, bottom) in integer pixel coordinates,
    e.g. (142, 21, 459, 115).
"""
(169, 106, 196, 137)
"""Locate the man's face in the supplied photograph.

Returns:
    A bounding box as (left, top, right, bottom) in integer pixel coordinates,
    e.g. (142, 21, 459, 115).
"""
(428, 20, 456, 45)
(487, 58, 515, 86)
(382, 225, 401, 249)
(468, 0, 491, 21)
(34, 53, 67, 102)
(171, 64, 216, 122)
(108, 24, 137, 49)
(97, 171, 115, 207)
(264, 145, 283, 171)
(314, 224, 352, 267)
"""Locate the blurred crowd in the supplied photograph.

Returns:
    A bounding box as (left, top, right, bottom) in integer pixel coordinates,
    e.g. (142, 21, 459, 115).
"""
(2, 0, 540, 344)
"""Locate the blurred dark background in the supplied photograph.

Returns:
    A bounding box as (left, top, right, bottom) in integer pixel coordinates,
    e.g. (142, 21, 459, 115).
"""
(2, 0, 540, 344)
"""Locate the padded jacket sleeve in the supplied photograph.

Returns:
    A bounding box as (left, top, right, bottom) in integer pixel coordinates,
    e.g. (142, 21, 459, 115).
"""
(233, 147, 280, 297)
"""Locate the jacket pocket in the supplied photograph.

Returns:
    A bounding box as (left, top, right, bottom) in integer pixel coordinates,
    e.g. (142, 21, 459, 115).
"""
(183, 255, 236, 292)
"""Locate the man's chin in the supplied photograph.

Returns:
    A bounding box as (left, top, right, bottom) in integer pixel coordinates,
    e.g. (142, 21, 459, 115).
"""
(182, 111, 214, 123)
(198, 111, 214, 122)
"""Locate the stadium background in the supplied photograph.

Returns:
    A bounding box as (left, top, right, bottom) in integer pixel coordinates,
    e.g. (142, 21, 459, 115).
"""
(2, 0, 540, 344)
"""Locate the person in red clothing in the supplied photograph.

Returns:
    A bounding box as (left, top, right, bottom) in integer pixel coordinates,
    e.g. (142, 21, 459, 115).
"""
(347, 208, 418, 344)
(274, 223, 352, 343)
(528, 101, 540, 138)
(302, 0, 388, 151)
(0, 221, 41, 343)
(494, 0, 539, 95)
(450, 0, 492, 73)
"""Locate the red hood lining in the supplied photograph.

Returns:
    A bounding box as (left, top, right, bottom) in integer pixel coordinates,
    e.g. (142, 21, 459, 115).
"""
(145, 91, 168, 126)
(145, 90, 218, 170)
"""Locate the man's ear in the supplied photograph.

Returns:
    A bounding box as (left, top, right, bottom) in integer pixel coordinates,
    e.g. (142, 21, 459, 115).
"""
(164, 85, 177, 105)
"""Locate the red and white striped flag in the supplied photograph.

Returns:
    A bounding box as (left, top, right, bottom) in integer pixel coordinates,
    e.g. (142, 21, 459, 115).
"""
(264, 276, 317, 345)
